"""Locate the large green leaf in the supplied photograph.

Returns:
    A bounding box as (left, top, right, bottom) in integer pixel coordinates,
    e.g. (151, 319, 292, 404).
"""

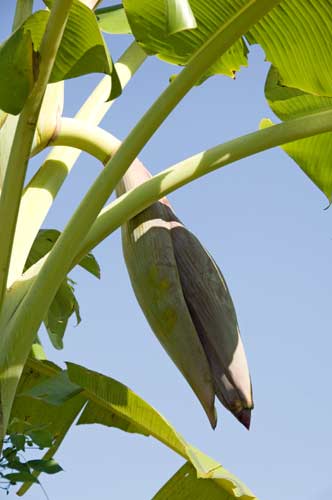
(68, 363, 256, 498)
(0, 0, 120, 114)
(263, 66, 332, 201)
(153, 462, 255, 500)
(122, 0, 248, 78)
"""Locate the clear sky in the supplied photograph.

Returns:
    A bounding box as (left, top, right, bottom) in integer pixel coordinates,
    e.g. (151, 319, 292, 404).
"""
(1, 2, 332, 500)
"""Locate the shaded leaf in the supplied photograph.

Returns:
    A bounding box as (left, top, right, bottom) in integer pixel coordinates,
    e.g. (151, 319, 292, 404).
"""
(23, 370, 82, 406)
(263, 66, 332, 200)
(27, 459, 62, 475)
(95, 5, 132, 34)
(165, 0, 197, 35)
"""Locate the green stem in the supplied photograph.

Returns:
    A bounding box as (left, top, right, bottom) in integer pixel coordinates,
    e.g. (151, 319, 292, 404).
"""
(7, 42, 146, 289)
(12, 0, 34, 30)
(0, 0, 280, 434)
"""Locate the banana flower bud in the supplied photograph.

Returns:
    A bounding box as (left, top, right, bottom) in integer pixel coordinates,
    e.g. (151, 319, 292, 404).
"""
(117, 160, 253, 429)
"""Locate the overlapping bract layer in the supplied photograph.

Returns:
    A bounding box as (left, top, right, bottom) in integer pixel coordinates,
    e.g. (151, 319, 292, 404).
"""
(117, 161, 253, 428)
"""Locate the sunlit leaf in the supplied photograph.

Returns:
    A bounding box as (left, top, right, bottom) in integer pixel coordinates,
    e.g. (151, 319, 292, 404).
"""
(95, 4, 132, 34)
(263, 66, 332, 201)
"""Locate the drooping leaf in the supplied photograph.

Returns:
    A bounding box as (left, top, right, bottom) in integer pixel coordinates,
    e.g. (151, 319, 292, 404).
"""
(263, 66, 332, 201)
(23, 370, 82, 406)
(122, 0, 248, 78)
(95, 4, 132, 34)
(67, 363, 256, 498)
(152, 461, 256, 500)
(165, 0, 197, 35)
(14, 360, 255, 497)
(0, 0, 121, 114)
(27, 459, 63, 475)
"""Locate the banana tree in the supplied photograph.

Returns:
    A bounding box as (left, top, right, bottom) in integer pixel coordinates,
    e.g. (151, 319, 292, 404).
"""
(0, 0, 331, 497)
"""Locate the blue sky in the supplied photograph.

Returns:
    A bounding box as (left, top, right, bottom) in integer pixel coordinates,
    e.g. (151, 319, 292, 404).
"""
(1, 2, 332, 499)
